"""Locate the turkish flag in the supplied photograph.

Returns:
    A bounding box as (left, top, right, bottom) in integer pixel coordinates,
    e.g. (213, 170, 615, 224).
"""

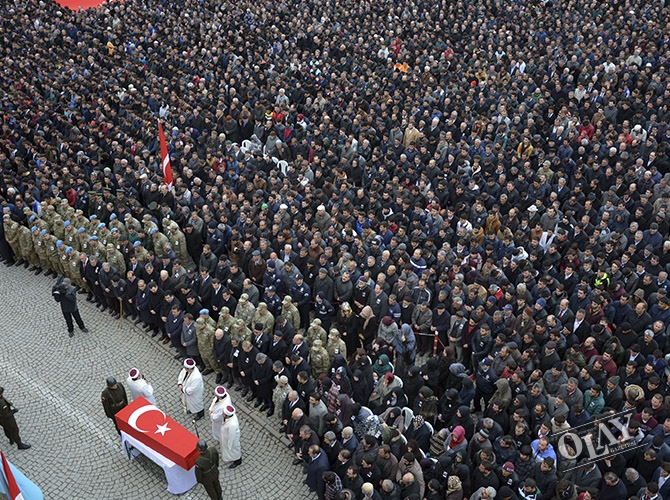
(115, 397, 200, 470)
(158, 122, 173, 191)
(1, 452, 23, 500)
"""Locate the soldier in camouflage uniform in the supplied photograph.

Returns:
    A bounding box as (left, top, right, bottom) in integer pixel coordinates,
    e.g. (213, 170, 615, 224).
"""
(51, 215, 65, 240)
(282, 295, 301, 333)
(106, 243, 126, 276)
(29, 214, 48, 232)
(326, 329, 347, 361)
(108, 229, 121, 252)
(88, 235, 104, 261)
(64, 206, 75, 222)
(235, 294, 256, 329)
(167, 222, 189, 264)
(310, 339, 331, 378)
(67, 247, 86, 289)
(108, 214, 127, 240)
(97, 224, 111, 247)
(57, 198, 70, 218)
(62, 221, 79, 252)
(73, 210, 88, 231)
(195, 317, 217, 375)
(4, 219, 20, 265)
(142, 213, 157, 231)
(217, 306, 235, 333)
(132, 240, 148, 263)
(198, 309, 218, 331)
(232, 319, 252, 343)
(86, 215, 100, 235)
(150, 227, 169, 255)
(306, 319, 328, 348)
(77, 228, 92, 256)
(58, 240, 73, 276)
(252, 302, 275, 335)
(42, 205, 56, 230)
(31, 226, 47, 275)
(123, 213, 141, 233)
(42, 230, 60, 277)
(17, 224, 40, 272)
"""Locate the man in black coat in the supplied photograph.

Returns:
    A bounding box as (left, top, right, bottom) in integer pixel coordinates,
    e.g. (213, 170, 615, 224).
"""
(83, 255, 104, 308)
(252, 323, 270, 354)
(269, 331, 288, 362)
(213, 328, 232, 384)
(55, 277, 88, 337)
(238, 340, 259, 400)
(252, 352, 274, 411)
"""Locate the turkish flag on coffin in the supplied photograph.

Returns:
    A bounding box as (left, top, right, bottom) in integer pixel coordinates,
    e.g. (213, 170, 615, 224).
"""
(115, 397, 200, 470)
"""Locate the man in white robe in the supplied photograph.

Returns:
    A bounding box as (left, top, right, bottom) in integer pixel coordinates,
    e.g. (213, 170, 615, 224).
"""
(220, 404, 241, 468)
(178, 357, 204, 420)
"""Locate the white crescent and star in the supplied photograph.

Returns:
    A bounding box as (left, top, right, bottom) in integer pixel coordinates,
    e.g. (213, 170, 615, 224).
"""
(127, 404, 171, 435)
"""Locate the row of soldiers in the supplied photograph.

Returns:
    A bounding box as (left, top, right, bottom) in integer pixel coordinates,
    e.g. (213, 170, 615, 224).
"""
(2, 199, 190, 286)
(201, 309, 348, 400)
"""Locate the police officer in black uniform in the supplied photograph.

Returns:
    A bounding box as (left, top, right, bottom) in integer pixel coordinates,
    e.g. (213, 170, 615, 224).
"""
(0, 388, 31, 450)
(195, 440, 222, 500)
(101, 377, 128, 434)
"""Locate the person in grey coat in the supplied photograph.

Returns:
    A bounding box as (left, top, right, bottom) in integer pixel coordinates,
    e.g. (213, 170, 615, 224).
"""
(181, 313, 201, 362)
(56, 277, 89, 337)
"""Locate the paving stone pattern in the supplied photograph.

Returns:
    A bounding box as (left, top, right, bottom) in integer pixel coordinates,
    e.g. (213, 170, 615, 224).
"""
(0, 265, 316, 500)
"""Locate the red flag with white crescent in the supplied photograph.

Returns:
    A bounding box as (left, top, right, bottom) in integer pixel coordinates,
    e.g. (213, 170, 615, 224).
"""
(158, 122, 173, 191)
(1, 452, 24, 500)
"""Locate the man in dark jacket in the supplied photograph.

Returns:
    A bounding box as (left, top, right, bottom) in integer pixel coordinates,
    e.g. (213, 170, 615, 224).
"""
(55, 277, 89, 337)
(194, 440, 222, 500)
(252, 352, 274, 411)
(101, 376, 128, 435)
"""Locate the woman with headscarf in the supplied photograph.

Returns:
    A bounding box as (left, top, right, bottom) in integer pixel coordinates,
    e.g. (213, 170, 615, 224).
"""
(330, 354, 353, 381)
(459, 377, 476, 407)
(337, 301, 359, 358)
(336, 393, 355, 427)
(332, 365, 353, 397)
(322, 377, 341, 415)
(446, 475, 464, 500)
(351, 369, 374, 405)
(357, 305, 376, 348)
(350, 348, 374, 388)
(368, 372, 401, 410)
(422, 357, 442, 396)
(437, 388, 462, 430)
(377, 316, 399, 346)
(451, 405, 475, 440)
(446, 362, 468, 391)
(405, 414, 433, 454)
(373, 353, 393, 380)
(489, 378, 513, 410)
(403, 365, 424, 409)
(379, 406, 406, 434)
(443, 425, 469, 462)
(393, 323, 416, 379)
(374, 387, 408, 416)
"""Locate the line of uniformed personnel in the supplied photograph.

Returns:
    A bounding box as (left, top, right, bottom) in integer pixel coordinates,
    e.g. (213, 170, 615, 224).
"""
(3, 197, 348, 412)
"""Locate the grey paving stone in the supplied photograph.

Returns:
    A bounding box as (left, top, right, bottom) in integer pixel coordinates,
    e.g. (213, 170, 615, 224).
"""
(0, 265, 316, 499)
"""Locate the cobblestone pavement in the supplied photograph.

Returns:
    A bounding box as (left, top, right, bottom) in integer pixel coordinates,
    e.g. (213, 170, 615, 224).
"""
(0, 264, 317, 500)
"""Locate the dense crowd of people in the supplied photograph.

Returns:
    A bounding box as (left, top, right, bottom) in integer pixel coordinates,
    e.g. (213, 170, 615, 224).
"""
(2, 0, 670, 497)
